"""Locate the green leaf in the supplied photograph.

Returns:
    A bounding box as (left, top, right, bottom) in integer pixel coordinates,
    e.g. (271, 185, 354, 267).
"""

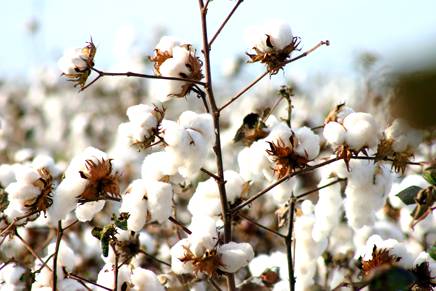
(397, 186, 422, 205)
(423, 167, 436, 185)
(429, 245, 436, 260)
(369, 267, 416, 291)
(114, 213, 129, 231)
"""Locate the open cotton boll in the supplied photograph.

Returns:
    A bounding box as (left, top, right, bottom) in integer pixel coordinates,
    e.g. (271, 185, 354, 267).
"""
(413, 252, 436, 283)
(170, 239, 194, 274)
(218, 242, 254, 273)
(146, 180, 172, 223)
(178, 111, 214, 145)
(385, 119, 423, 152)
(250, 21, 293, 52)
(155, 35, 181, 54)
(265, 122, 293, 147)
(32, 154, 60, 177)
(47, 241, 76, 273)
(141, 151, 178, 181)
(0, 263, 26, 286)
(267, 178, 297, 205)
(130, 267, 165, 291)
(224, 170, 247, 204)
(312, 177, 343, 242)
(120, 179, 148, 232)
(75, 200, 105, 222)
(237, 140, 271, 182)
(323, 121, 346, 146)
(294, 126, 320, 160)
(248, 254, 271, 277)
(57, 48, 88, 75)
(0, 164, 16, 187)
(96, 264, 131, 290)
(14, 165, 40, 184)
(48, 177, 85, 223)
(343, 112, 380, 150)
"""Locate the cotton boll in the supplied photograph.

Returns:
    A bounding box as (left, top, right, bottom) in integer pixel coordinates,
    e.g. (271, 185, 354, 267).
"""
(0, 164, 16, 187)
(146, 181, 172, 223)
(312, 177, 343, 242)
(248, 254, 271, 277)
(59, 278, 85, 291)
(155, 35, 181, 54)
(96, 264, 131, 290)
(32, 154, 60, 177)
(75, 200, 105, 222)
(14, 165, 40, 184)
(130, 267, 165, 291)
(224, 170, 246, 204)
(273, 280, 290, 291)
(294, 126, 320, 160)
(0, 263, 26, 286)
(267, 178, 297, 206)
(343, 112, 380, 150)
(385, 119, 423, 152)
(413, 252, 436, 283)
(141, 151, 178, 181)
(47, 241, 76, 273)
(178, 111, 214, 145)
(170, 239, 194, 274)
(48, 177, 85, 223)
(237, 140, 271, 182)
(120, 179, 148, 232)
(218, 242, 254, 273)
(323, 122, 346, 146)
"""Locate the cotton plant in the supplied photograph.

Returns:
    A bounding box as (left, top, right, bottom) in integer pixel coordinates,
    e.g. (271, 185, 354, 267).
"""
(2, 3, 435, 291)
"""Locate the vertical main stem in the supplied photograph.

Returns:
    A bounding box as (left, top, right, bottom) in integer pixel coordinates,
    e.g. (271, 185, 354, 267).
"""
(286, 198, 296, 291)
(53, 220, 63, 291)
(198, 1, 235, 290)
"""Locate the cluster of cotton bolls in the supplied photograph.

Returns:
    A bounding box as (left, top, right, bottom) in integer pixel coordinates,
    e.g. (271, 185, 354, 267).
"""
(119, 178, 173, 231)
(0, 263, 27, 290)
(149, 36, 203, 102)
(142, 110, 214, 180)
(383, 118, 423, 153)
(188, 170, 247, 219)
(338, 159, 392, 230)
(48, 146, 119, 223)
(238, 119, 320, 205)
(170, 216, 254, 276)
(323, 106, 381, 151)
(3, 155, 59, 221)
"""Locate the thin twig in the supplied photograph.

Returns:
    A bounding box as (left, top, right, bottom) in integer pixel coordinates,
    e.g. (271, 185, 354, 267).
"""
(62, 219, 78, 232)
(52, 220, 63, 290)
(198, 1, 236, 290)
(219, 40, 329, 112)
(168, 216, 192, 235)
(138, 249, 171, 267)
(295, 178, 345, 200)
(201, 167, 221, 181)
(208, 0, 244, 47)
(219, 70, 269, 112)
(14, 230, 52, 272)
(231, 156, 342, 214)
(80, 67, 206, 92)
(351, 155, 426, 166)
(238, 213, 286, 238)
(67, 272, 112, 291)
(0, 210, 40, 237)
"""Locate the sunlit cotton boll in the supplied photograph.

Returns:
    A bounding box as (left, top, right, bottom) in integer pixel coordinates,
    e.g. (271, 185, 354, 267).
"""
(218, 242, 254, 273)
(130, 267, 165, 291)
(155, 35, 181, 55)
(0, 263, 27, 289)
(294, 126, 320, 160)
(57, 48, 88, 75)
(250, 20, 293, 52)
(384, 118, 423, 152)
(146, 180, 173, 223)
(343, 112, 380, 150)
(96, 263, 131, 290)
(119, 179, 148, 232)
(323, 121, 346, 147)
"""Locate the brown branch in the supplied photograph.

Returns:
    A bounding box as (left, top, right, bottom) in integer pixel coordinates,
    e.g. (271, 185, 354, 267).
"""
(0, 210, 40, 237)
(52, 220, 63, 290)
(351, 155, 426, 166)
(295, 178, 345, 200)
(14, 230, 52, 272)
(198, 1, 236, 290)
(62, 219, 79, 232)
(168, 216, 192, 235)
(112, 242, 119, 291)
(238, 213, 286, 238)
(231, 156, 342, 214)
(285, 197, 296, 291)
(80, 67, 206, 92)
(208, 0, 244, 47)
(209, 278, 224, 291)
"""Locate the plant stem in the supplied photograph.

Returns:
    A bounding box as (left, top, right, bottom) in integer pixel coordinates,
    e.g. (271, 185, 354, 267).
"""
(198, 1, 235, 290)
(52, 220, 63, 291)
(208, 0, 244, 47)
(67, 272, 112, 291)
(295, 178, 345, 200)
(168, 216, 192, 235)
(286, 197, 296, 291)
(138, 249, 171, 267)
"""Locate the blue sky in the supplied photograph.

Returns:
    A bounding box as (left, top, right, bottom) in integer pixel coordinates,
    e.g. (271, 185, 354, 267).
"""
(2, 0, 436, 79)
